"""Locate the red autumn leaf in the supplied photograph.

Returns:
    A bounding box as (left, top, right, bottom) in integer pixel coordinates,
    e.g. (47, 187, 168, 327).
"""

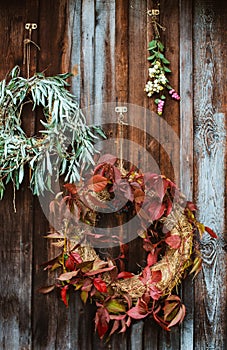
(64, 183, 77, 195)
(205, 226, 217, 239)
(144, 172, 159, 188)
(117, 271, 134, 279)
(61, 285, 69, 307)
(81, 278, 93, 292)
(38, 285, 55, 294)
(85, 265, 116, 276)
(149, 285, 163, 300)
(109, 314, 126, 321)
(93, 277, 108, 293)
(148, 199, 166, 221)
(70, 252, 83, 264)
(97, 154, 117, 165)
(168, 304, 186, 328)
(153, 309, 170, 331)
(40, 254, 61, 269)
(112, 179, 132, 200)
(95, 307, 110, 339)
(155, 177, 169, 201)
(166, 295, 181, 302)
(123, 293, 132, 309)
(65, 256, 76, 271)
(84, 192, 108, 209)
(134, 189, 145, 204)
(186, 201, 198, 212)
(113, 166, 122, 181)
(109, 320, 120, 337)
(165, 197, 173, 216)
(147, 251, 158, 267)
(163, 301, 179, 321)
(151, 270, 162, 283)
(58, 270, 79, 281)
(165, 235, 181, 249)
(127, 299, 149, 319)
(140, 266, 151, 285)
(87, 175, 108, 192)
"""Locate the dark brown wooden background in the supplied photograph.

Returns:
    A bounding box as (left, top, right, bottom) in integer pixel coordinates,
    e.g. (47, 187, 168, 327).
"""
(0, 0, 226, 349)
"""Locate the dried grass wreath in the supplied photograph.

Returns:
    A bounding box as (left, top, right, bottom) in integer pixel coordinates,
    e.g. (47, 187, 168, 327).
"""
(39, 155, 217, 339)
(0, 66, 100, 199)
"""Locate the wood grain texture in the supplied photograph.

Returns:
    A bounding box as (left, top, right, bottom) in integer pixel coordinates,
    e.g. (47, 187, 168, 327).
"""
(0, 2, 38, 349)
(0, 1, 226, 349)
(193, 1, 227, 349)
(179, 1, 194, 349)
(159, 0, 180, 186)
(69, 0, 82, 101)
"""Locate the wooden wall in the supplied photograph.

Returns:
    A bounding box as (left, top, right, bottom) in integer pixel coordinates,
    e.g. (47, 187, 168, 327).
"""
(0, 0, 226, 349)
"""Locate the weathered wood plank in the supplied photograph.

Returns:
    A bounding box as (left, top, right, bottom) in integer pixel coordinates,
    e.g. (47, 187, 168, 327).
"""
(80, 0, 95, 108)
(127, 2, 149, 346)
(159, 0, 180, 187)
(158, 1, 181, 348)
(32, 2, 75, 349)
(193, 1, 227, 349)
(115, 0, 129, 103)
(69, 0, 82, 101)
(179, 1, 194, 349)
(0, 2, 39, 349)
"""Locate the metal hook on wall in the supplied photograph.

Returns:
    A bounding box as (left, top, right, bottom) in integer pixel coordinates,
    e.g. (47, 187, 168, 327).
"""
(23, 23, 40, 78)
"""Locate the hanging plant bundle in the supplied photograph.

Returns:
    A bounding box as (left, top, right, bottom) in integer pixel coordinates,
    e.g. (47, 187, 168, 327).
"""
(0, 66, 101, 198)
(39, 154, 217, 340)
(144, 9, 180, 115)
(144, 38, 180, 115)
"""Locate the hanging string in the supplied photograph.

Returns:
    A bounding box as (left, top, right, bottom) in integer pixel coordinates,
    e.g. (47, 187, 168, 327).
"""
(117, 111, 128, 173)
(148, 11, 166, 39)
(130, 1, 166, 38)
(23, 24, 40, 79)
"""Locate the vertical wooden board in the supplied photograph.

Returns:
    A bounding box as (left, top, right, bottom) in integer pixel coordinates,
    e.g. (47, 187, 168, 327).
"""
(159, 0, 180, 186)
(130, 322, 144, 350)
(193, 1, 227, 349)
(126, 3, 148, 346)
(127, 0, 147, 272)
(94, 0, 116, 104)
(32, 1, 77, 349)
(157, 1, 181, 347)
(92, 0, 116, 125)
(0, 1, 39, 349)
(179, 1, 194, 349)
(115, 0, 129, 103)
(143, 319, 158, 350)
(145, 0, 161, 171)
(80, 0, 95, 108)
(37, 0, 68, 75)
(68, 0, 82, 101)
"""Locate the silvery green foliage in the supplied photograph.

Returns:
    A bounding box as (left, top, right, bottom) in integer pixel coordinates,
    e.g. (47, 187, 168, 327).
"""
(0, 66, 102, 198)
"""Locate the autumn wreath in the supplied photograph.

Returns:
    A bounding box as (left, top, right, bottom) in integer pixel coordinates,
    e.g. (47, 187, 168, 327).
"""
(40, 154, 217, 339)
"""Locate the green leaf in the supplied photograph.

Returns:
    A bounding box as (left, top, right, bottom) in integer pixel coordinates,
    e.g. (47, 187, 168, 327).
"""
(148, 40, 157, 50)
(162, 57, 170, 64)
(163, 66, 171, 73)
(155, 99, 160, 104)
(11, 66, 20, 78)
(106, 299, 126, 314)
(157, 41, 164, 52)
(81, 291, 89, 304)
(147, 54, 157, 61)
(18, 164, 24, 184)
